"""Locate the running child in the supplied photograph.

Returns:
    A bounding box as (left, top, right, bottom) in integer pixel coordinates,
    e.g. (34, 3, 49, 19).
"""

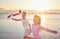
(32, 15, 57, 39)
(11, 11, 31, 39)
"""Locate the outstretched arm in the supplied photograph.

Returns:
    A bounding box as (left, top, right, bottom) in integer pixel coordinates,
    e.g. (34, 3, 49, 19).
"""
(40, 26, 57, 34)
(12, 18, 21, 21)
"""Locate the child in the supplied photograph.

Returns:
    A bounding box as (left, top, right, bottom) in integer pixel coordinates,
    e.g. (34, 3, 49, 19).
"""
(32, 15, 57, 39)
(11, 11, 31, 39)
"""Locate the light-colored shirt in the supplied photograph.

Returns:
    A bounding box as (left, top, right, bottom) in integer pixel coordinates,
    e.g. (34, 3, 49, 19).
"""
(21, 18, 29, 29)
(21, 18, 30, 36)
(32, 24, 52, 39)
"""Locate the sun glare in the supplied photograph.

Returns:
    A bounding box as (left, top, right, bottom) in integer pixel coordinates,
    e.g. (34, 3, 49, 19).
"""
(40, 14, 46, 25)
(29, 0, 50, 11)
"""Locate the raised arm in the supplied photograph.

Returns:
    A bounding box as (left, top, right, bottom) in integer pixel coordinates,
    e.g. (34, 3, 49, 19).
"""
(40, 26, 57, 34)
(12, 18, 21, 21)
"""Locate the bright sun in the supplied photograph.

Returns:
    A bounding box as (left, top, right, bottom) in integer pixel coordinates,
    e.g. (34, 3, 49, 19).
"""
(29, 0, 50, 11)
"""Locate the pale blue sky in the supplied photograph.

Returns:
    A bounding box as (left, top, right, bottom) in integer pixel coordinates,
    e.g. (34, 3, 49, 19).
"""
(0, 0, 60, 10)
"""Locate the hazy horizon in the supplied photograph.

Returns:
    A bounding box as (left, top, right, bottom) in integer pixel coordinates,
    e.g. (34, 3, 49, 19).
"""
(0, 0, 60, 10)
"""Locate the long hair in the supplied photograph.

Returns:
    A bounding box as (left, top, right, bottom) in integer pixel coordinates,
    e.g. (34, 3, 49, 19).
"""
(34, 15, 41, 25)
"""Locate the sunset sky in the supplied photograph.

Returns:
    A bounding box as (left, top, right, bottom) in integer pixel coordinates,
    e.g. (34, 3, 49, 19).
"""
(0, 0, 60, 10)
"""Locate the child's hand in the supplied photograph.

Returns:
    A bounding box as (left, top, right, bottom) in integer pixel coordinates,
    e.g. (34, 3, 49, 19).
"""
(52, 30, 57, 34)
(7, 15, 12, 18)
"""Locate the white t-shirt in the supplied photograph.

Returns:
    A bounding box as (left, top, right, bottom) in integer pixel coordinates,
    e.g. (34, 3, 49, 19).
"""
(21, 18, 29, 29)
(21, 18, 30, 36)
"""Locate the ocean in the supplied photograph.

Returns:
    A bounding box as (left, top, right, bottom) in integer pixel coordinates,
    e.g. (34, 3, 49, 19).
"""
(0, 11, 60, 39)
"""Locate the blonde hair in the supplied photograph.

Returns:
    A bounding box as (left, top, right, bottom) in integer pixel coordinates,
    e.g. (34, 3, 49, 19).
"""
(34, 15, 41, 25)
(23, 11, 27, 14)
